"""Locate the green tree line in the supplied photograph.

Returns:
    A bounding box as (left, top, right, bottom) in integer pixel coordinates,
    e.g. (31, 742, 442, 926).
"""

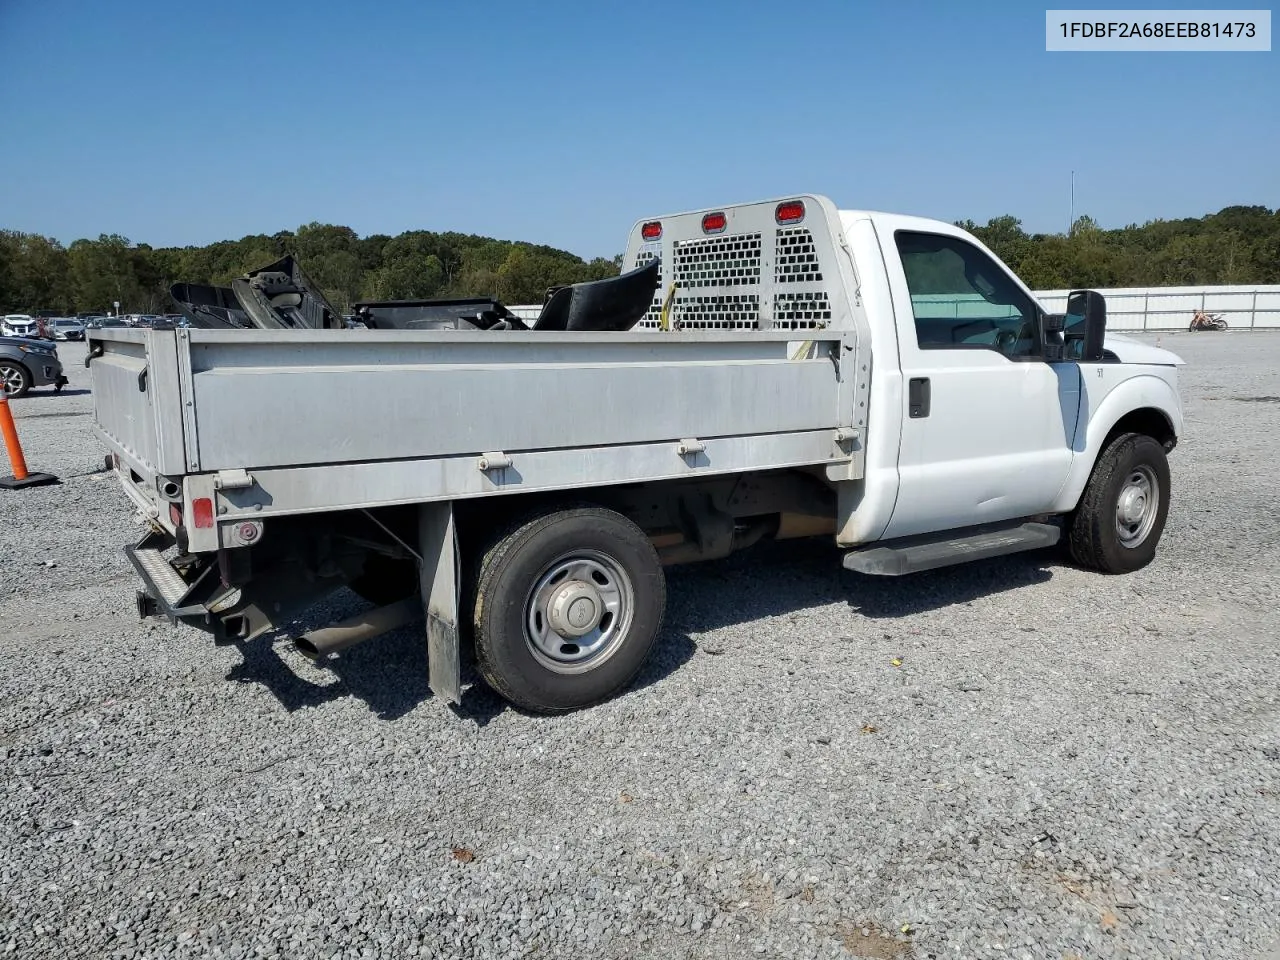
(0, 222, 621, 315)
(2, 204, 1277, 315)
(957, 205, 1280, 290)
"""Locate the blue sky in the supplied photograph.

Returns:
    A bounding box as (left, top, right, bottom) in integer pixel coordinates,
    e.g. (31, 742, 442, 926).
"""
(1, 0, 1275, 258)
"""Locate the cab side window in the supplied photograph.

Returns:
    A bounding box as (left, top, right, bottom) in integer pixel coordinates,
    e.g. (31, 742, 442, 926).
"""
(895, 231, 1041, 359)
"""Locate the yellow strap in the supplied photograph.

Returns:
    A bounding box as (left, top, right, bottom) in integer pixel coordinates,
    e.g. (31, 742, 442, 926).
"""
(658, 282, 678, 331)
(789, 339, 815, 361)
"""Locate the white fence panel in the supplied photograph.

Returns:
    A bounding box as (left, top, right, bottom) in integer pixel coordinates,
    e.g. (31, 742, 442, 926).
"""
(1034, 285, 1280, 331)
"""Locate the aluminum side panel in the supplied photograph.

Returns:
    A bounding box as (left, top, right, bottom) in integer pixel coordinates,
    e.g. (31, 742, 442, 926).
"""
(186, 336, 844, 470)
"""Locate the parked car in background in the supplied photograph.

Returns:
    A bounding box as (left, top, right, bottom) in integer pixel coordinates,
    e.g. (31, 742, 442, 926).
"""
(51, 318, 87, 341)
(2, 315, 41, 338)
(149, 315, 191, 329)
(118, 314, 163, 327)
(0, 335, 67, 398)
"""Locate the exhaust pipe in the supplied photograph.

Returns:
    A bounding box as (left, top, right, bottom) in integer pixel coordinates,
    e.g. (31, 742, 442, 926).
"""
(294, 596, 420, 660)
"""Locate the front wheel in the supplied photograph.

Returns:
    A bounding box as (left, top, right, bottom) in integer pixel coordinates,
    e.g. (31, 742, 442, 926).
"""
(0, 361, 32, 399)
(1069, 433, 1171, 574)
(472, 505, 666, 713)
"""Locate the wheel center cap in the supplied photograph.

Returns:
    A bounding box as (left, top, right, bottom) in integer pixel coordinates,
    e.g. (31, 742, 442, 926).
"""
(548, 581, 602, 638)
(1119, 488, 1146, 525)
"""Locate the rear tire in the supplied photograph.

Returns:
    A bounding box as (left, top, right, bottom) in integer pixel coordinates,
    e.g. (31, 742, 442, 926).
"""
(0, 361, 31, 399)
(472, 505, 665, 713)
(1069, 432, 1171, 574)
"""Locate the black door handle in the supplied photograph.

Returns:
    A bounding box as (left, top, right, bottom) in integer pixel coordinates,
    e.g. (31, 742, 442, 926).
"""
(908, 377, 931, 418)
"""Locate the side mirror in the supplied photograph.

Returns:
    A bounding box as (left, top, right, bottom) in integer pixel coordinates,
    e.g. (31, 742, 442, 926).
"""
(1065, 289, 1106, 362)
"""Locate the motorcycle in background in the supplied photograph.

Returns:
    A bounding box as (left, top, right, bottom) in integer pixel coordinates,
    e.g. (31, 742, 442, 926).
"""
(1189, 310, 1228, 332)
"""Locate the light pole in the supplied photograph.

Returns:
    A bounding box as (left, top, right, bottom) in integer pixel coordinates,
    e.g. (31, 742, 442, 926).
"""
(1069, 170, 1075, 235)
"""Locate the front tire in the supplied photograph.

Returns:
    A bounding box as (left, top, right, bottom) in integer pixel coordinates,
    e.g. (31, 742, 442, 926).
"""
(472, 505, 665, 713)
(0, 361, 32, 399)
(1069, 433, 1171, 574)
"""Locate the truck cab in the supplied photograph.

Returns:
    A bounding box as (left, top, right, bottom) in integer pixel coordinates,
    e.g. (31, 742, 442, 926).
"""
(841, 211, 1179, 555)
(618, 199, 1182, 572)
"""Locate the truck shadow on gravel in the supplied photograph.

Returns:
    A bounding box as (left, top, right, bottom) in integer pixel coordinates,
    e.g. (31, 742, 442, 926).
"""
(15, 387, 91, 399)
(663, 537, 1058, 632)
(224, 595, 696, 726)
(225, 538, 1052, 724)
(225, 619, 435, 722)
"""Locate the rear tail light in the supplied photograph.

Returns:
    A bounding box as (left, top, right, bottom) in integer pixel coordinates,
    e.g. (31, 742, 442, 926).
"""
(192, 497, 214, 529)
(701, 212, 727, 234)
(641, 221, 662, 240)
(169, 503, 183, 528)
(775, 200, 806, 224)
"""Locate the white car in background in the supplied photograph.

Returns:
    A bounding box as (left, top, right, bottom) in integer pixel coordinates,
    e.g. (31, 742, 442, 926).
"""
(2, 314, 40, 338)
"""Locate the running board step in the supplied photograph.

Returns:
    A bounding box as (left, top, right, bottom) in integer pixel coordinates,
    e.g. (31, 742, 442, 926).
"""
(842, 521, 1060, 576)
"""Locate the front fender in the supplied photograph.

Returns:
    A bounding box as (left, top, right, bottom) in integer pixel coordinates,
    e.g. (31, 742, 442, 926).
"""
(1052, 372, 1182, 513)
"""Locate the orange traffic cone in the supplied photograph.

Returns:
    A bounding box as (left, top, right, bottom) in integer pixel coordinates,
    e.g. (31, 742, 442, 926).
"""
(0, 391, 58, 489)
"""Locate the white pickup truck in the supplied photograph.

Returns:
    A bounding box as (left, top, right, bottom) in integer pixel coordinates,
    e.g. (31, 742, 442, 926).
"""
(88, 195, 1183, 712)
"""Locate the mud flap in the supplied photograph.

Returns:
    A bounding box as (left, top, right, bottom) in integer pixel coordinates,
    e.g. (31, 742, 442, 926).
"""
(418, 502, 461, 705)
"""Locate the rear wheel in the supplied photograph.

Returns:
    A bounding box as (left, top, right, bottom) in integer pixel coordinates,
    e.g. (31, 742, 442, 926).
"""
(472, 505, 665, 713)
(0, 362, 31, 399)
(1069, 432, 1171, 574)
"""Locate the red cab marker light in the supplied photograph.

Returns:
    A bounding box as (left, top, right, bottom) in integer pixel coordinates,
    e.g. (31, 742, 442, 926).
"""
(641, 221, 662, 240)
(702, 212, 727, 234)
(192, 497, 214, 529)
(775, 200, 806, 224)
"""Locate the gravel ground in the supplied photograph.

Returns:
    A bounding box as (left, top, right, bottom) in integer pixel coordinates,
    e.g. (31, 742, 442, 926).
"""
(2, 334, 1278, 960)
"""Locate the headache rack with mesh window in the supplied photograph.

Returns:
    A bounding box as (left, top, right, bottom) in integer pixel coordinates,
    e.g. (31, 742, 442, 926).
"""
(623, 196, 856, 334)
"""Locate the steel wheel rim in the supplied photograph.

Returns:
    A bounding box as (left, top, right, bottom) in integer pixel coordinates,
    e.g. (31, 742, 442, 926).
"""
(524, 550, 634, 675)
(1, 366, 24, 396)
(1116, 464, 1159, 548)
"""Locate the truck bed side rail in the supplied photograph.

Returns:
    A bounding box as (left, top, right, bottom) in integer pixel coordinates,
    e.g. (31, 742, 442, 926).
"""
(178, 328, 853, 473)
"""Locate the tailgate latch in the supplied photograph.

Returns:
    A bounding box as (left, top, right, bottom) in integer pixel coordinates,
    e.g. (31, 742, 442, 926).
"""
(212, 469, 254, 491)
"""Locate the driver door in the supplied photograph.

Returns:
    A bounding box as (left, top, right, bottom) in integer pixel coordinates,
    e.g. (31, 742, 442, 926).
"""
(879, 225, 1080, 540)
